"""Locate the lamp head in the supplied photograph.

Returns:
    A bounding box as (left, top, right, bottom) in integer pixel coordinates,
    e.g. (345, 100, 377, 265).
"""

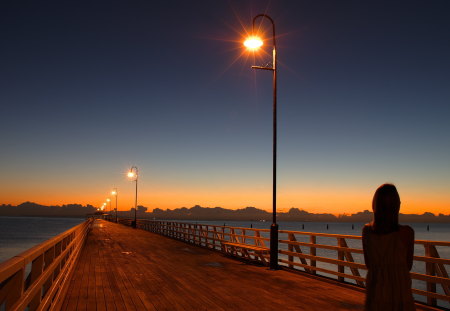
(244, 36, 263, 50)
(106, 198, 111, 202)
(127, 171, 135, 178)
(111, 190, 117, 195)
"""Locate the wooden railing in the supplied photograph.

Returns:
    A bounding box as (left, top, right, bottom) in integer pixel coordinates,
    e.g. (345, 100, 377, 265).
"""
(278, 230, 450, 308)
(0, 219, 92, 311)
(110, 217, 450, 309)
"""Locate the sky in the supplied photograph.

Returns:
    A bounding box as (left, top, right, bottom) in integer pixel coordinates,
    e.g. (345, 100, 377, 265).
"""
(1, 0, 449, 215)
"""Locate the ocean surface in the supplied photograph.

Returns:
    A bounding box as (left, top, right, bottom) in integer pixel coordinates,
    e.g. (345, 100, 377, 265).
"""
(185, 220, 450, 242)
(1, 217, 448, 307)
(0, 216, 85, 263)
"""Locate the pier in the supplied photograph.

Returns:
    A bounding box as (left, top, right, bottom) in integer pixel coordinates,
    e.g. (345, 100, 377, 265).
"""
(1, 218, 449, 310)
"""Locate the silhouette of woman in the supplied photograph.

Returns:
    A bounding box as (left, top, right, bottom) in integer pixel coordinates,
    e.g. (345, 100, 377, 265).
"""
(362, 184, 415, 311)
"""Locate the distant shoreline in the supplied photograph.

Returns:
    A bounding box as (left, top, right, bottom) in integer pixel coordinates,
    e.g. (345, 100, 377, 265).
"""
(1, 202, 449, 223)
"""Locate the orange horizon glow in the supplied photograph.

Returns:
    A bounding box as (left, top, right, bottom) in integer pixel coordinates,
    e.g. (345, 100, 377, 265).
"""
(1, 187, 449, 216)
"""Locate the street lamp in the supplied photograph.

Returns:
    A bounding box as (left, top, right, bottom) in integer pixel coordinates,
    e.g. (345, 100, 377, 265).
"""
(127, 166, 138, 228)
(106, 198, 111, 213)
(111, 188, 118, 223)
(244, 14, 279, 270)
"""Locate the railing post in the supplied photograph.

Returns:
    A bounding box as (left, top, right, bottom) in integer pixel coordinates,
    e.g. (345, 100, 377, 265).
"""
(425, 243, 437, 306)
(4, 268, 25, 310)
(288, 233, 294, 269)
(338, 238, 345, 282)
(27, 253, 44, 311)
(310, 235, 316, 275)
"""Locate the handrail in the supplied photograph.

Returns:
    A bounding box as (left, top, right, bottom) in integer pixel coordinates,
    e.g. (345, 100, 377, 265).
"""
(0, 219, 92, 311)
(279, 229, 450, 308)
(108, 216, 450, 309)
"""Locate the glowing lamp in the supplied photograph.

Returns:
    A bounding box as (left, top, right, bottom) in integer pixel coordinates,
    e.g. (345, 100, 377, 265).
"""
(244, 36, 263, 50)
(127, 171, 135, 178)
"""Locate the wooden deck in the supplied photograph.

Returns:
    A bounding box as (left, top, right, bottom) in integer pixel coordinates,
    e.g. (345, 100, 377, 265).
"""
(59, 220, 428, 311)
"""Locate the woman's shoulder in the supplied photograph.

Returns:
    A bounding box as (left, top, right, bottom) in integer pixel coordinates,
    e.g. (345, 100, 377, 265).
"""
(399, 225, 415, 239)
(399, 225, 414, 234)
(362, 223, 374, 235)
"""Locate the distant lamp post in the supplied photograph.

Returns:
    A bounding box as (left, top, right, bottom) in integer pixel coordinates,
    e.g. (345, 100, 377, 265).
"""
(244, 14, 279, 270)
(106, 198, 111, 213)
(127, 166, 138, 228)
(111, 188, 118, 222)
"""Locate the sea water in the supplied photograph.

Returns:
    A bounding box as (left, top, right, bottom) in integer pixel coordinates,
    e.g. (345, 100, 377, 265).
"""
(0, 216, 85, 263)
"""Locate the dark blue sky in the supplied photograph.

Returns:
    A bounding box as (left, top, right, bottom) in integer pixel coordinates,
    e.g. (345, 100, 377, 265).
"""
(1, 0, 449, 214)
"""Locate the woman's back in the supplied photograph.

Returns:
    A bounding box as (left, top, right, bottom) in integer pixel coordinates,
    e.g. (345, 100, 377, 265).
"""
(363, 225, 415, 311)
(365, 226, 409, 267)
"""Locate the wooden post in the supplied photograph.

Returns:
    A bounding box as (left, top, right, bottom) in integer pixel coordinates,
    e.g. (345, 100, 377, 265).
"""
(4, 268, 25, 310)
(29, 255, 44, 311)
(429, 244, 450, 296)
(288, 233, 294, 269)
(425, 243, 437, 306)
(338, 238, 345, 282)
(255, 231, 264, 247)
(43, 246, 56, 296)
(310, 235, 316, 275)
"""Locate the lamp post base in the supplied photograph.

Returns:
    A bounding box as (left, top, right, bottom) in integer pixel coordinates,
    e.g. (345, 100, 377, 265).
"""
(269, 223, 279, 270)
(131, 220, 137, 228)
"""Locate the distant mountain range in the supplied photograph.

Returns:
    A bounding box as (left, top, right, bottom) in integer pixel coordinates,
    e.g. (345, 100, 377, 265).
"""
(1, 202, 449, 223)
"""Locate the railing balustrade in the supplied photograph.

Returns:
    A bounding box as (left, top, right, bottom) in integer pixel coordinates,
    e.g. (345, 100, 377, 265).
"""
(0, 219, 92, 311)
(109, 217, 450, 309)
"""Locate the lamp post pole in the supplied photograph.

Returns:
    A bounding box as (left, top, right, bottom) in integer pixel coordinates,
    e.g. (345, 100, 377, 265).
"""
(112, 188, 118, 223)
(107, 198, 111, 213)
(249, 14, 278, 270)
(128, 166, 138, 228)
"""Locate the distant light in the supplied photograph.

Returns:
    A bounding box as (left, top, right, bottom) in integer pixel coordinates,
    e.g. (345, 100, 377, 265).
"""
(111, 190, 117, 195)
(244, 36, 263, 50)
(106, 198, 111, 202)
(128, 171, 135, 178)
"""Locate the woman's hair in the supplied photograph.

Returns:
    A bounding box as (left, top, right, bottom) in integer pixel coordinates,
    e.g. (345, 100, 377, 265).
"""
(372, 184, 401, 233)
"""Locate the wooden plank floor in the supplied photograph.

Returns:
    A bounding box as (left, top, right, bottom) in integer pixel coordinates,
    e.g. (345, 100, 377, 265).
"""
(59, 220, 421, 310)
